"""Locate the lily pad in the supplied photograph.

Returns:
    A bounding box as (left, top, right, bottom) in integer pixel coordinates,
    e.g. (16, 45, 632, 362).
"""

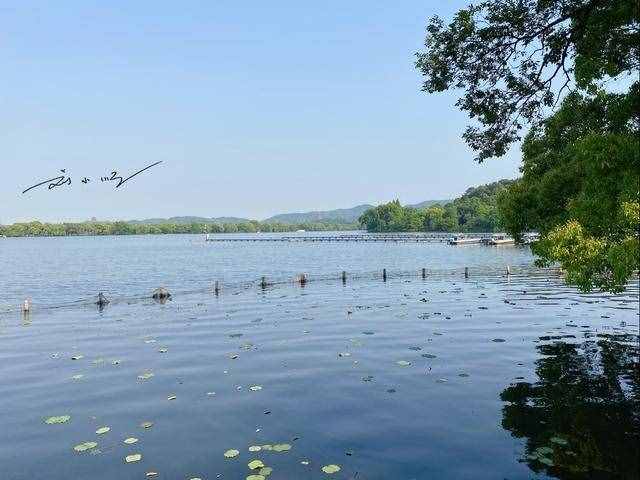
(125, 453, 142, 463)
(224, 449, 240, 458)
(321, 464, 341, 474)
(246, 476, 265, 480)
(124, 437, 138, 445)
(535, 446, 554, 455)
(137, 371, 154, 381)
(550, 436, 568, 446)
(259, 466, 273, 476)
(95, 426, 110, 435)
(396, 360, 411, 367)
(248, 459, 265, 470)
(45, 415, 71, 425)
(140, 421, 154, 429)
(272, 443, 291, 452)
(74, 441, 98, 452)
(248, 446, 262, 452)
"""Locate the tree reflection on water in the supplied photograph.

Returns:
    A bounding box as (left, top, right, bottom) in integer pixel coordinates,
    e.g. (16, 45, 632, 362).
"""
(500, 332, 640, 479)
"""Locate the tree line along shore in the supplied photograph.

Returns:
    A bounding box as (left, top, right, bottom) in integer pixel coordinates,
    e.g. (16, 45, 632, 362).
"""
(1, 179, 515, 238)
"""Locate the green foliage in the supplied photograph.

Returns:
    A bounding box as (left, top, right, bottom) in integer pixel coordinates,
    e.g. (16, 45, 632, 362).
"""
(418, 0, 639, 292)
(498, 88, 639, 292)
(0, 220, 358, 237)
(359, 180, 514, 233)
(416, 0, 639, 161)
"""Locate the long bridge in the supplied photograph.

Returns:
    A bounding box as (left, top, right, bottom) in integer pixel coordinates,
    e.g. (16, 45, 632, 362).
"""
(205, 233, 497, 243)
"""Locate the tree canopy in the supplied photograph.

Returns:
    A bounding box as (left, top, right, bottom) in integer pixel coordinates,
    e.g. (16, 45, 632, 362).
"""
(417, 0, 639, 292)
(358, 180, 513, 233)
(498, 87, 639, 292)
(416, 0, 638, 161)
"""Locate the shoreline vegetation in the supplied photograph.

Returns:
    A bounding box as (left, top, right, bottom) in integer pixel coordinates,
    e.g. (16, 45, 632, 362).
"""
(1, 180, 509, 238)
(0, 220, 359, 237)
(359, 180, 512, 233)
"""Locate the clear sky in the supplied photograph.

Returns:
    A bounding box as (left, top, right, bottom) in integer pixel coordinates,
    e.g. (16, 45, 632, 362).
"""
(1, 1, 522, 223)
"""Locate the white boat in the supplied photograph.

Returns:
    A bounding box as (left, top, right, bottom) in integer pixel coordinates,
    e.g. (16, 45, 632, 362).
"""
(487, 234, 515, 245)
(448, 235, 482, 245)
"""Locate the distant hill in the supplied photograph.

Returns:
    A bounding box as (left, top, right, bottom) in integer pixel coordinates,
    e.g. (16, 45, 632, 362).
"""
(263, 200, 450, 224)
(263, 204, 374, 224)
(127, 199, 451, 225)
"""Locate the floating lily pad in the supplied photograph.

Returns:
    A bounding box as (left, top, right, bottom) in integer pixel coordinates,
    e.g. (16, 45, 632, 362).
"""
(272, 443, 291, 452)
(396, 360, 411, 366)
(246, 476, 265, 480)
(535, 446, 554, 455)
(261, 445, 273, 451)
(95, 426, 110, 435)
(125, 453, 142, 463)
(248, 446, 262, 452)
(45, 415, 71, 425)
(258, 466, 273, 476)
(550, 436, 568, 446)
(224, 449, 240, 458)
(124, 437, 138, 445)
(140, 421, 153, 429)
(539, 457, 555, 466)
(138, 372, 154, 381)
(74, 441, 98, 452)
(248, 459, 265, 469)
(321, 464, 341, 474)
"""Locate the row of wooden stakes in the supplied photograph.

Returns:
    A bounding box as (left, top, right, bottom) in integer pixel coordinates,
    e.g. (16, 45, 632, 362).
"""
(19, 266, 513, 311)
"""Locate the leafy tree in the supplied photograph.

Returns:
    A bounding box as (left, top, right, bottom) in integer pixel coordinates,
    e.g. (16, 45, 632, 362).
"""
(416, 0, 638, 161)
(417, 0, 639, 291)
(498, 89, 639, 292)
(358, 181, 512, 233)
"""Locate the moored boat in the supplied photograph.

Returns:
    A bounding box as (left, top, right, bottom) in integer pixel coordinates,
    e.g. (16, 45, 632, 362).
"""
(448, 235, 482, 245)
(487, 234, 515, 245)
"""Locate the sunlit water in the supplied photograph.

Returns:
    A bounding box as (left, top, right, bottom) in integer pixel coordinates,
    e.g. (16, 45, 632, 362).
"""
(1, 234, 638, 479)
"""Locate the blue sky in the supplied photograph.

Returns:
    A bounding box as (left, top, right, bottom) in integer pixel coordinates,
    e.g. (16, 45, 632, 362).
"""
(1, 1, 522, 223)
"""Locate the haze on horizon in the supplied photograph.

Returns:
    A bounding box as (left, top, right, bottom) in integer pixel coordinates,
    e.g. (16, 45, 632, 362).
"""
(2, 1, 521, 225)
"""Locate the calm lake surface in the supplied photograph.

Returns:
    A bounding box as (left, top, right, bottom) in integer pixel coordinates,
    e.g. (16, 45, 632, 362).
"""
(1, 234, 638, 479)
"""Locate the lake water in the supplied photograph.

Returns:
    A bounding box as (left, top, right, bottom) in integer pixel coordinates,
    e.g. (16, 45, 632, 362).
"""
(1, 234, 638, 480)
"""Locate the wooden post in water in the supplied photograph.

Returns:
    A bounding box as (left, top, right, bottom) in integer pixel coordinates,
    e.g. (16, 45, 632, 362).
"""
(260, 276, 267, 289)
(382, 268, 387, 282)
(341, 271, 347, 284)
(422, 268, 426, 279)
(298, 273, 308, 286)
(464, 267, 469, 278)
(214, 281, 220, 296)
(506, 265, 511, 276)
